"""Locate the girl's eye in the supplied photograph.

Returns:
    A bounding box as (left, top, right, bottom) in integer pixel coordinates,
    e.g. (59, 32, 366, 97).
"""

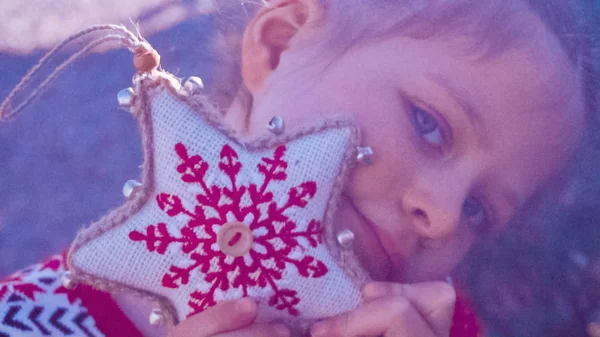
(463, 197, 491, 235)
(410, 105, 444, 146)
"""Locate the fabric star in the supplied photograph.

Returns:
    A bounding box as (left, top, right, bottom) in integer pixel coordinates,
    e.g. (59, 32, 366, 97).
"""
(67, 72, 367, 327)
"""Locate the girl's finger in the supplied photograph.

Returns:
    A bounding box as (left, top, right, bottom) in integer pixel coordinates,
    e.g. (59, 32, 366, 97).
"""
(168, 298, 258, 337)
(363, 281, 455, 336)
(214, 323, 291, 337)
(310, 296, 436, 337)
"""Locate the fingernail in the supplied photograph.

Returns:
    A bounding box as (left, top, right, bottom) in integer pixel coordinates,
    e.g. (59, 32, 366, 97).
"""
(235, 297, 256, 313)
(363, 282, 389, 299)
(274, 324, 290, 337)
(311, 322, 329, 337)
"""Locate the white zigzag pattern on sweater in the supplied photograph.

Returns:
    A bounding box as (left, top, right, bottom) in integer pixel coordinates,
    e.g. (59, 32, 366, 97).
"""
(0, 255, 104, 337)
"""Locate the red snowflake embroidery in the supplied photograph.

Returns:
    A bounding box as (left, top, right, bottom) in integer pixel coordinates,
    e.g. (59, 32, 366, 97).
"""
(129, 143, 328, 317)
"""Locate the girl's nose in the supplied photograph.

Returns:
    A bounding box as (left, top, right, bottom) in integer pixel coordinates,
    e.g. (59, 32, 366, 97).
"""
(402, 176, 469, 242)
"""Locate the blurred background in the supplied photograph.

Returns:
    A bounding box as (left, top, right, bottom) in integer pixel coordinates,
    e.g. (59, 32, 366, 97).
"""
(0, 0, 221, 272)
(1, 1, 600, 337)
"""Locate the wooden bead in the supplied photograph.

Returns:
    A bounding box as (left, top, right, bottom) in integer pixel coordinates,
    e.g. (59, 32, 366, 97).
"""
(133, 47, 160, 73)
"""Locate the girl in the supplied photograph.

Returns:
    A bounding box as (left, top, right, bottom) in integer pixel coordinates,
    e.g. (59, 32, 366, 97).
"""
(0, 0, 598, 336)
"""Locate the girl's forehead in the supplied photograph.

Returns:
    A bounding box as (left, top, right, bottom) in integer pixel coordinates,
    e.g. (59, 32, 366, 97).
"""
(430, 30, 584, 150)
(435, 34, 585, 199)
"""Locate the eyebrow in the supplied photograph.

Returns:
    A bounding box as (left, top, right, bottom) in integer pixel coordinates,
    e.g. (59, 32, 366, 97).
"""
(424, 73, 490, 147)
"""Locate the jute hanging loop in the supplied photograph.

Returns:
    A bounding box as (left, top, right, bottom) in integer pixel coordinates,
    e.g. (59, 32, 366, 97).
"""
(0, 24, 160, 122)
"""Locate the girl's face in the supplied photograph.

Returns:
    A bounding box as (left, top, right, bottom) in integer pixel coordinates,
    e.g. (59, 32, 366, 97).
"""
(232, 8, 585, 283)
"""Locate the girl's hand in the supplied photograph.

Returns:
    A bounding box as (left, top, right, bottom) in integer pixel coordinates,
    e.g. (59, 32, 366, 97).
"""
(310, 282, 456, 337)
(168, 298, 291, 337)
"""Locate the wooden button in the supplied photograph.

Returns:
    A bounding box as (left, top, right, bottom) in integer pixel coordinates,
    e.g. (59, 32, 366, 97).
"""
(217, 222, 253, 257)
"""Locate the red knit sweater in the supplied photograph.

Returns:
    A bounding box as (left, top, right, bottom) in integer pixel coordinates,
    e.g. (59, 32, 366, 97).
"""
(0, 254, 482, 337)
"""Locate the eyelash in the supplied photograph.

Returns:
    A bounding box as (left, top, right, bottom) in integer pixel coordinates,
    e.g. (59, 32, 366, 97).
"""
(463, 197, 494, 236)
(408, 103, 494, 235)
(408, 104, 449, 150)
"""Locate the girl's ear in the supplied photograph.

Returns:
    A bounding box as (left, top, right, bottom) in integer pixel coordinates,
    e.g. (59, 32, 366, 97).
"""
(241, 0, 321, 93)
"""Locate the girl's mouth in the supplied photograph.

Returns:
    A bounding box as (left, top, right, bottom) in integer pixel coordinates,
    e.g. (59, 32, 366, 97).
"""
(338, 194, 394, 281)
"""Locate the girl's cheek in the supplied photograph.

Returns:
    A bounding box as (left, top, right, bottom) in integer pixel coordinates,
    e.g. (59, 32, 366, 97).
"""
(359, 121, 421, 187)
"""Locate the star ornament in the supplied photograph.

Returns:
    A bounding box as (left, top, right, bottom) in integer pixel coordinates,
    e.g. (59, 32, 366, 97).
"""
(67, 71, 368, 328)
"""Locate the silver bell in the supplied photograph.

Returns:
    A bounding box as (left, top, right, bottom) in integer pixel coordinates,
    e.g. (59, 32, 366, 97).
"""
(149, 308, 165, 326)
(60, 271, 76, 290)
(183, 76, 204, 95)
(356, 147, 374, 165)
(123, 179, 143, 198)
(336, 229, 355, 248)
(117, 87, 136, 110)
(267, 116, 285, 135)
